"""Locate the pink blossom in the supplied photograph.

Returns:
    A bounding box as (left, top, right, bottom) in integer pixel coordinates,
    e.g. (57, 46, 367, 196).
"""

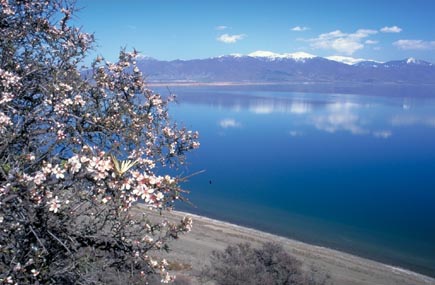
(48, 196, 61, 213)
(52, 165, 65, 179)
(68, 156, 82, 173)
(155, 192, 164, 201)
(33, 172, 46, 185)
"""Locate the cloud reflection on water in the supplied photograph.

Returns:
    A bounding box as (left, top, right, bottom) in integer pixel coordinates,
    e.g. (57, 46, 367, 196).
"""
(249, 99, 312, 115)
(219, 118, 241, 128)
(312, 113, 368, 135)
(174, 90, 435, 138)
(391, 115, 435, 128)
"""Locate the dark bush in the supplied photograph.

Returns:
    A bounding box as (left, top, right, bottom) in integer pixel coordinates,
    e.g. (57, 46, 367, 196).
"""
(201, 242, 323, 285)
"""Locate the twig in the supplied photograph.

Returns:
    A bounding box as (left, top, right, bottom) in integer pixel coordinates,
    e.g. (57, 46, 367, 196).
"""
(178, 169, 206, 182)
(29, 225, 48, 253)
(48, 230, 73, 255)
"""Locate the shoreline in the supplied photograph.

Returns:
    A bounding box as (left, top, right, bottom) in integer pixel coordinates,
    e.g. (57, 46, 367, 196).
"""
(144, 208, 435, 285)
(146, 81, 435, 88)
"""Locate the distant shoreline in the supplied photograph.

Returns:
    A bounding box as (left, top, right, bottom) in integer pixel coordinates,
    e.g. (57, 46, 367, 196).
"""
(147, 81, 435, 97)
(147, 81, 287, 87)
(142, 207, 435, 285)
(147, 81, 435, 87)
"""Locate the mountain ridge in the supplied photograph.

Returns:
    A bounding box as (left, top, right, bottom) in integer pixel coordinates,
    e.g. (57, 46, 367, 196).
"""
(135, 51, 435, 84)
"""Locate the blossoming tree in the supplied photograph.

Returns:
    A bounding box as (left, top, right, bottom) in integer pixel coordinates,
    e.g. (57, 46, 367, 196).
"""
(0, 0, 199, 284)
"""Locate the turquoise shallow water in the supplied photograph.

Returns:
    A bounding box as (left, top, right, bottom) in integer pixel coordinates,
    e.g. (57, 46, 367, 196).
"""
(162, 86, 435, 277)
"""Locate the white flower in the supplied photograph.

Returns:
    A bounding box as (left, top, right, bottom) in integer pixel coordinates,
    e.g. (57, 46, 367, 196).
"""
(48, 196, 61, 213)
(63, 98, 73, 105)
(161, 272, 175, 284)
(142, 235, 153, 243)
(164, 175, 175, 184)
(13, 263, 21, 272)
(42, 163, 53, 174)
(0, 112, 12, 126)
(31, 269, 39, 277)
(121, 179, 131, 190)
(74, 95, 85, 106)
(192, 141, 200, 149)
(155, 192, 164, 201)
(162, 127, 174, 137)
(149, 176, 162, 186)
(101, 197, 110, 204)
(32, 172, 46, 185)
(68, 155, 82, 173)
(27, 153, 36, 161)
(58, 83, 73, 92)
(52, 165, 65, 179)
(149, 259, 158, 268)
(57, 129, 66, 140)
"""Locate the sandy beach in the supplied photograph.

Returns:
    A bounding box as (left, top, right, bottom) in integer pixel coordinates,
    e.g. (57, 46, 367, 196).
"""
(144, 209, 435, 285)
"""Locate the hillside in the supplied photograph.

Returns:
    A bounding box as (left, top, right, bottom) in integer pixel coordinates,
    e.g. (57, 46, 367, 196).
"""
(136, 52, 435, 85)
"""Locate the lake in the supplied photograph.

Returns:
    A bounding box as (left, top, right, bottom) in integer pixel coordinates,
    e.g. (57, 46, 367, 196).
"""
(161, 85, 435, 277)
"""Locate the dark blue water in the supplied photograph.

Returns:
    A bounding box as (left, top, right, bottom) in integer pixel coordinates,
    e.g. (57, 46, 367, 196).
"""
(164, 86, 435, 277)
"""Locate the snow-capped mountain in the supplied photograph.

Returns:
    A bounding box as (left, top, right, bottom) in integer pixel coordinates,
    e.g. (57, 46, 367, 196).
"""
(325, 56, 378, 65)
(248, 51, 317, 61)
(382, 58, 433, 68)
(406, 57, 432, 65)
(134, 51, 435, 84)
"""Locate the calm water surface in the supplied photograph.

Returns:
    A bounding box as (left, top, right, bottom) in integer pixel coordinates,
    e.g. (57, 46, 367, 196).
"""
(163, 86, 435, 277)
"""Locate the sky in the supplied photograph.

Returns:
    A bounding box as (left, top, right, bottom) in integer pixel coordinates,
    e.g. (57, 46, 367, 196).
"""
(74, 0, 435, 63)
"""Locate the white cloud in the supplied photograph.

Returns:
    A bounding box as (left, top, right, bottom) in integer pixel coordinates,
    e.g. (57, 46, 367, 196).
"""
(393, 39, 435, 50)
(365, 39, 378, 45)
(291, 26, 309, 32)
(380, 26, 402, 33)
(215, 25, 229, 30)
(219, 118, 241, 128)
(373, 130, 392, 139)
(217, 33, 246, 43)
(308, 29, 378, 55)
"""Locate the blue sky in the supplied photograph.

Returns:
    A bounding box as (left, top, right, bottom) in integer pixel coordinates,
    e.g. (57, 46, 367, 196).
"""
(75, 0, 435, 63)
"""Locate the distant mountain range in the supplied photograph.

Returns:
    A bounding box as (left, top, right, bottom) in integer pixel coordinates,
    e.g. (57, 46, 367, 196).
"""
(136, 51, 435, 85)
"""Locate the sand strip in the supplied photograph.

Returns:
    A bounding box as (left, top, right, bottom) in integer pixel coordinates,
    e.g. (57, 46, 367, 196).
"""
(144, 209, 435, 285)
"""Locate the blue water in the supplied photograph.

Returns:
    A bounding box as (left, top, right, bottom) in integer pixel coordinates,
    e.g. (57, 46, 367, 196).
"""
(162, 86, 435, 277)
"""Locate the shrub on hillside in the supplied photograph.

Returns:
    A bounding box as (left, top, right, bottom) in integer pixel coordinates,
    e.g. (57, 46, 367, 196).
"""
(201, 242, 323, 285)
(0, 0, 199, 284)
